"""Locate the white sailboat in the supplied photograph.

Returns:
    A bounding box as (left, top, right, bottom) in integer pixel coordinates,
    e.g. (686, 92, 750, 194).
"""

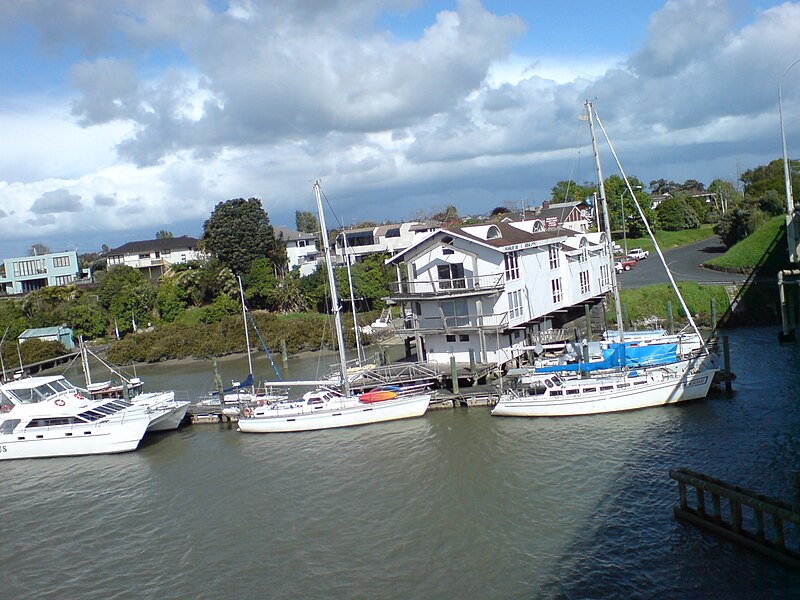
(238, 181, 430, 433)
(492, 101, 717, 418)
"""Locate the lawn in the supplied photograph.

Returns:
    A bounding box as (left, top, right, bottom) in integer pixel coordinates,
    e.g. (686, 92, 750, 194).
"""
(613, 225, 715, 255)
(703, 215, 788, 273)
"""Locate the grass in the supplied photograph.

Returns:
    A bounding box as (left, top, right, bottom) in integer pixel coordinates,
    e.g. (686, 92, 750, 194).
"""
(703, 215, 788, 273)
(613, 225, 715, 255)
(615, 281, 731, 329)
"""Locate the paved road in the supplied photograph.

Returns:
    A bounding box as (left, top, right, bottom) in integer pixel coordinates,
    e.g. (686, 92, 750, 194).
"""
(618, 236, 748, 289)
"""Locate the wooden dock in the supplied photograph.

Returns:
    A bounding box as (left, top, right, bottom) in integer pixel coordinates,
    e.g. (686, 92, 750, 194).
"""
(670, 468, 800, 569)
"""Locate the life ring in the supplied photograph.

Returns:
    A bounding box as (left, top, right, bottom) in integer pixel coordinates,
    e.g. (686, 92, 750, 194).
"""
(54, 398, 66, 406)
(242, 407, 253, 418)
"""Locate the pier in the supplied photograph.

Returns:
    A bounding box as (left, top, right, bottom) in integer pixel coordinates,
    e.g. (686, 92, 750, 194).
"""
(669, 468, 800, 569)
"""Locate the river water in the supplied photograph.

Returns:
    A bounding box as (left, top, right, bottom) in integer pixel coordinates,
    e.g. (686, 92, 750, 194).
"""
(4, 327, 800, 599)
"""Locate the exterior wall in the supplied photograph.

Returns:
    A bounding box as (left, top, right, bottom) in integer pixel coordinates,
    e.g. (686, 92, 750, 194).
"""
(286, 238, 319, 276)
(336, 222, 435, 261)
(0, 251, 81, 294)
(106, 246, 203, 269)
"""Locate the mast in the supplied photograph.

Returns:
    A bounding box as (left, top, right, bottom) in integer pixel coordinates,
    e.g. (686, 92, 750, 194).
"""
(586, 100, 625, 342)
(314, 181, 350, 396)
(342, 233, 365, 365)
(238, 275, 254, 389)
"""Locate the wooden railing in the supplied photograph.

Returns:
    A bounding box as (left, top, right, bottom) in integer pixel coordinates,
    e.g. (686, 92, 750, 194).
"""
(670, 468, 800, 569)
(389, 273, 505, 296)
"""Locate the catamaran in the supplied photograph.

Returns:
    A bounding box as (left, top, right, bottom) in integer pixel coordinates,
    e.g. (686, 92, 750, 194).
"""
(238, 181, 431, 433)
(492, 101, 717, 418)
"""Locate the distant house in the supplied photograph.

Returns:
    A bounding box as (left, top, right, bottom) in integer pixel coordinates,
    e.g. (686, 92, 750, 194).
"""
(18, 326, 75, 350)
(334, 221, 438, 263)
(106, 236, 204, 278)
(0, 250, 81, 294)
(273, 226, 320, 277)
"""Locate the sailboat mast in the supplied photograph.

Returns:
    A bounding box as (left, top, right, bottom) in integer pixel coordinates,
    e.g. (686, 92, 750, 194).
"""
(342, 234, 365, 365)
(314, 181, 350, 396)
(238, 275, 254, 383)
(586, 100, 625, 342)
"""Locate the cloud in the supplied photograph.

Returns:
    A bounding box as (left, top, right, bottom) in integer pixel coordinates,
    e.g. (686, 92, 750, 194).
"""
(94, 194, 117, 206)
(31, 188, 83, 213)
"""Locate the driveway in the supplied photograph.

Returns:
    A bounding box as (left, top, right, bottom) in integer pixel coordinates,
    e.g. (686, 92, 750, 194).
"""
(618, 236, 749, 289)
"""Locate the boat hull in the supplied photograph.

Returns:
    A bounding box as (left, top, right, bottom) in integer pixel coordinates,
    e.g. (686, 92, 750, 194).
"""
(492, 368, 717, 417)
(0, 416, 150, 460)
(238, 394, 430, 433)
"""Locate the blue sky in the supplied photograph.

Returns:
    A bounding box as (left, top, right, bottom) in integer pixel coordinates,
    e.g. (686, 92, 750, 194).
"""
(0, 0, 798, 258)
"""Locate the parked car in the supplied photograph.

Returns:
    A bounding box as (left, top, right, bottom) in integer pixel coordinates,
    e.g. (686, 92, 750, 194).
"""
(628, 248, 649, 260)
(614, 257, 637, 273)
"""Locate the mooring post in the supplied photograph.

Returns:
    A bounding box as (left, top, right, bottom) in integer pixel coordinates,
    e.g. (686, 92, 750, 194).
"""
(710, 297, 717, 332)
(622, 303, 630, 329)
(450, 355, 459, 395)
(667, 300, 674, 334)
(468, 348, 476, 386)
(584, 304, 592, 339)
(213, 359, 224, 422)
(382, 346, 389, 366)
(281, 339, 289, 367)
(722, 335, 732, 393)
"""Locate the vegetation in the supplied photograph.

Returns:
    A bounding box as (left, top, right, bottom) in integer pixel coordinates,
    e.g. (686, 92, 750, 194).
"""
(615, 282, 731, 329)
(705, 215, 788, 273)
(614, 225, 715, 254)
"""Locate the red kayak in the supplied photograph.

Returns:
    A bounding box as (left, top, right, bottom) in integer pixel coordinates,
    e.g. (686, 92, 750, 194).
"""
(359, 390, 398, 404)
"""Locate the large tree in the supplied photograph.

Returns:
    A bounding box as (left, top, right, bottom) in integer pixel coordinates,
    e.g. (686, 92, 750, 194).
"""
(201, 197, 287, 276)
(655, 195, 701, 231)
(550, 180, 595, 204)
(295, 210, 319, 234)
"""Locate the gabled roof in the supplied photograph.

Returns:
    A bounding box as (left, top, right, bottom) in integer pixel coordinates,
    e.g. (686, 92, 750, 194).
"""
(273, 226, 316, 242)
(19, 326, 72, 339)
(107, 236, 199, 255)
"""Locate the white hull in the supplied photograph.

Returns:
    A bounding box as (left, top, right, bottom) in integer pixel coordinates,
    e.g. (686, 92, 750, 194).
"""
(238, 394, 430, 433)
(492, 365, 717, 417)
(134, 391, 190, 432)
(0, 416, 150, 460)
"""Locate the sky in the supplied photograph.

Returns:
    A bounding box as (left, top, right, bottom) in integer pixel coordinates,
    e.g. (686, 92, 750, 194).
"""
(1, 0, 800, 258)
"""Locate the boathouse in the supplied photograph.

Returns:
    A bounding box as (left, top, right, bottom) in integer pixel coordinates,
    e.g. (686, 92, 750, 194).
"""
(18, 325, 76, 350)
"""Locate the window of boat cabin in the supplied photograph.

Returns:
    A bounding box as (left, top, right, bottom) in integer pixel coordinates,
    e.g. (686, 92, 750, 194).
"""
(1, 396, 14, 413)
(0, 419, 20, 434)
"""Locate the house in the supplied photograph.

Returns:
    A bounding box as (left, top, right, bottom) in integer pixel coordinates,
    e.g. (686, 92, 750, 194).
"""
(273, 226, 320, 277)
(105, 236, 204, 278)
(334, 221, 438, 263)
(0, 250, 81, 294)
(18, 325, 76, 350)
(385, 220, 612, 366)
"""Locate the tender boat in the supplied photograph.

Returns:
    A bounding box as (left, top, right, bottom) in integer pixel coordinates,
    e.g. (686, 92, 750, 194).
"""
(0, 375, 151, 460)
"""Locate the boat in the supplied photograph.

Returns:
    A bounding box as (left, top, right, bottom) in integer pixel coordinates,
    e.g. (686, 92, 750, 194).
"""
(0, 375, 151, 460)
(238, 181, 431, 433)
(492, 101, 717, 418)
(79, 342, 190, 431)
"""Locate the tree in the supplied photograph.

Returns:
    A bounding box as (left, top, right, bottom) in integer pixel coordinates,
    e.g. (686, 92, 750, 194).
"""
(62, 302, 108, 340)
(708, 179, 743, 213)
(550, 180, 595, 204)
(295, 210, 319, 234)
(655, 195, 700, 231)
(172, 259, 236, 307)
(155, 280, 188, 323)
(602, 175, 655, 233)
(649, 179, 678, 195)
(97, 266, 156, 334)
(714, 208, 754, 248)
(28, 243, 52, 256)
(245, 258, 306, 313)
(201, 197, 287, 276)
(490, 206, 510, 216)
(155, 230, 173, 239)
(740, 158, 800, 203)
(433, 205, 460, 226)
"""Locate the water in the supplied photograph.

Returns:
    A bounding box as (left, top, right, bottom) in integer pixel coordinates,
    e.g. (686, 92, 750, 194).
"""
(4, 328, 800, 599)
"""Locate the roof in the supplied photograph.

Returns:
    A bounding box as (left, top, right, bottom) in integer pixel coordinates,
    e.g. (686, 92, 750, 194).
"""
(273, 226, 316, 242)
(106, 235, 199, 255)
(19, 326, 72, 339)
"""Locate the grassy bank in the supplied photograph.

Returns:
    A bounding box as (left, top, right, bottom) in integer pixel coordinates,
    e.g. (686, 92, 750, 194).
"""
(703, 215, 787, 273)
(614, 282, 731, 329)
(615, 225, 715, 255)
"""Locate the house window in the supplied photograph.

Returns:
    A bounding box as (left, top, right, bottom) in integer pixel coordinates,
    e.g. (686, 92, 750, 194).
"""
(580, 270, 590, 294)
(507, 290, 523, 319)
(154, 251, 160, 258)
(549, 245, 560, 269)
(138, 253, 150, 259)
(298, 240, 306, 247)
(13, 259, 46, 277)
(580, 246, 588, 263)
(53, 275, 74, 286)
(459, 334, 470, 342)
(437, 263, 466, 289)
(441, 299, 470, 327)
(52, 256, 70, 268)
(442, 248, 454, 255)
(446, 334, 456, 342)
(600, 264, 610, 287)
(551, 278, 563, 303)
(504, 251, 519, 281)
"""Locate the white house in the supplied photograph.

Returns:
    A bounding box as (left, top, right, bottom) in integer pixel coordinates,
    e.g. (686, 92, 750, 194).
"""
(334, 221, 438, 263)
(386, 220, 612, 366)
(273, 226, 320, 277)
(0, 250, 81, 294)
(106, 236, 204, 278)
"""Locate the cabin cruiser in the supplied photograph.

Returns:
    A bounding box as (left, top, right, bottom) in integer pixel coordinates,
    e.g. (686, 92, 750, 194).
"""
(0, 375, 151, 460)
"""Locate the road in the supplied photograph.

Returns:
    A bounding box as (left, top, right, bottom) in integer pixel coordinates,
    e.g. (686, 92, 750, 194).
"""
(618, 236, 748, 289)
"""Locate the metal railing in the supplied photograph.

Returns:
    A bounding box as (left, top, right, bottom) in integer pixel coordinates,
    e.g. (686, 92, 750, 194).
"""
(398, 311, 510, 333)
(389, 273, 505, 296)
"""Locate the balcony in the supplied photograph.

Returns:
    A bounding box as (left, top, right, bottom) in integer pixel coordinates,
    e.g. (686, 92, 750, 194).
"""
(394, 311, 510, 335)
(389, 273, 506, 299)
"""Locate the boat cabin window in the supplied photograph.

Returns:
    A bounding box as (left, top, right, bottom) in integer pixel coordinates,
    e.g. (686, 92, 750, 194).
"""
(0, 398, 14, 412)
(550, 375, 563, 386)
(307, 397, 325, 405)
(526, 381, 548, 396)
(4, 379, 77, 404)
(0, 419, 20, 434)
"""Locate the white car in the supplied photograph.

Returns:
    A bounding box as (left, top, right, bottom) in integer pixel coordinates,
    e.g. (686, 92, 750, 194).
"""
(628, 248, 649, 260)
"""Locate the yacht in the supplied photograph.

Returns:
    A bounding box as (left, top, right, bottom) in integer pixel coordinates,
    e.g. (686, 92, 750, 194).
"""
(0, 375, 151, 460)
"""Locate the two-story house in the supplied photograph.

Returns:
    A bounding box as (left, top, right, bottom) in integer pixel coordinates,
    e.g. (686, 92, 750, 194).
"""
(274, 226, 320, 277)
(106, 236, 204, 278)
(386, 220, 612, 366)
(334, 221, 438, 263)
(0, 250, 81, 294)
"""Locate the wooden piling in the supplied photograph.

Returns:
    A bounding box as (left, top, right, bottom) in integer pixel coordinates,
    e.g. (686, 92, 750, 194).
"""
(281, 339, 289, 367)
(450, 356, 459, 395)
(710, 297, 717, 332)
(667, 300, 674, 334)
(584, 304, 592, 339)
(722, 335, 732, 393)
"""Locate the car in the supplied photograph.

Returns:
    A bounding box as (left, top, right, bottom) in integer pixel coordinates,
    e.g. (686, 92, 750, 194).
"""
(628, 248, 649, 260)
(614, 257, 637, 273)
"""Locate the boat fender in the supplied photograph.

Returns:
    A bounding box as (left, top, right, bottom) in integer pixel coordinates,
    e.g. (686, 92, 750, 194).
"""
(242, 406, 253, 418)
(55, 398, 66, 406)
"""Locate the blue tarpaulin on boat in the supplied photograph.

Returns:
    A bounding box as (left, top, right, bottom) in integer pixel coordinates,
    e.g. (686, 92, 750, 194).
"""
(534, 343, 678, 373)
